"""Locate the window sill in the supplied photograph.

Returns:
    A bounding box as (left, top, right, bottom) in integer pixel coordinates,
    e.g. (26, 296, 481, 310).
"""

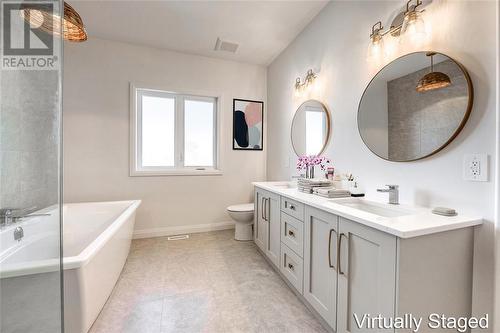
(130, 168, 223, 177)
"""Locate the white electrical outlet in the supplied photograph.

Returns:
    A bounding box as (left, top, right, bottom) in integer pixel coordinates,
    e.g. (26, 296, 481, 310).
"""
(463, 154, 488, 181)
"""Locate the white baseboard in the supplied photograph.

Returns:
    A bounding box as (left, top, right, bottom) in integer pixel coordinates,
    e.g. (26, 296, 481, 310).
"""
(133, 221, 235, 239)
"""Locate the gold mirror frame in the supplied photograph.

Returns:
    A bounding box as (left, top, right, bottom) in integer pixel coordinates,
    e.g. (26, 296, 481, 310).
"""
(357, 51, 474, 162)
(291, 99, 331, 157)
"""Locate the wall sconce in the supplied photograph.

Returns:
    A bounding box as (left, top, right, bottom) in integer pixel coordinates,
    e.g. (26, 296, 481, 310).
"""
(399, 0, 427, 46)
(294, 69, 317, 97)
(367, 0, 427, 61)
(367, 22, 385, 59)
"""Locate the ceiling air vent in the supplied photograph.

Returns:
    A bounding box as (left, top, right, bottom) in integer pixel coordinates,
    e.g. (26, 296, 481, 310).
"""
(214, 37, 239, 53)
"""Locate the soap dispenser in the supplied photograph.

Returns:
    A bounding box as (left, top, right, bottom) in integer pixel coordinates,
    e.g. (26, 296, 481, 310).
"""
(350, 181, 365, 197)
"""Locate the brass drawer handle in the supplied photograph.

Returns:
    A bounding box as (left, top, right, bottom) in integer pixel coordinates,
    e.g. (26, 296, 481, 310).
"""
(261, 197, 265, 220)
(263, 198, 268, 221)
(288, 230, 295, 237)
(289, 204, 296, 210)
(338, 233, 347, 275)
(267, 198, 271, 222)
(288, 263, 294, 270)
(328, 229, 336, 269)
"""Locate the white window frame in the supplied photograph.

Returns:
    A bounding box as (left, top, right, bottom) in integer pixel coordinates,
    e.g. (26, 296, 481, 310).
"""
(130, 83, 222, 176)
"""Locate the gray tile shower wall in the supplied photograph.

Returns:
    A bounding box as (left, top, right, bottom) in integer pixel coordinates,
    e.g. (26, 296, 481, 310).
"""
(0, 70, 60, 210)
(387, 60, 468, 161)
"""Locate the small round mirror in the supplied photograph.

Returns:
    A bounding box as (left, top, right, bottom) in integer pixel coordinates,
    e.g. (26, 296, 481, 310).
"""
(291, 100, 331, 156)
(358, 51, 473, 162)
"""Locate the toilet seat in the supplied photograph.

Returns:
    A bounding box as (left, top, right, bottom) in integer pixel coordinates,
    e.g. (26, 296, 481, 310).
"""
(227, 203, 254, 212)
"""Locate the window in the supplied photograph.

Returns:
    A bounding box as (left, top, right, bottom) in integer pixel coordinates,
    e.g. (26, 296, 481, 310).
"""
(305, 105, 327, 156)
(131, 87, 219, 176)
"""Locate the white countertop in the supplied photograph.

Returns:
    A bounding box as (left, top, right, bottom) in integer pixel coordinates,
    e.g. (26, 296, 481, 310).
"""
(253, 181, 483, 239)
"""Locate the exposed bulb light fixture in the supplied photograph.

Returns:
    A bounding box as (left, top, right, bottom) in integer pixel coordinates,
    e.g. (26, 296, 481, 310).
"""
(367, 0, 428, 61)
(21, 2, 87, 42)
(416, 52, 451, 92)
(399, 0, 427, 46)
(294, 78, 303, 98)
(294, 69, 317, 97)
(367, 22, 385, 60)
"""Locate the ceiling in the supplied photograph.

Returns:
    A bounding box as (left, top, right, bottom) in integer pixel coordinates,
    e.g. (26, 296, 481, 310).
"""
(71, 0, 329, 66)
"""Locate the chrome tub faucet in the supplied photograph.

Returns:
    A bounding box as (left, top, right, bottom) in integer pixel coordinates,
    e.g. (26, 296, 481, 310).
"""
(0, 207, 51, 226)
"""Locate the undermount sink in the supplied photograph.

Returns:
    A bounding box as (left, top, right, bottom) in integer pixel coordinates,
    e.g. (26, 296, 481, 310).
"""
(269, 182, 296, 189)
(330, 198, 416, 218)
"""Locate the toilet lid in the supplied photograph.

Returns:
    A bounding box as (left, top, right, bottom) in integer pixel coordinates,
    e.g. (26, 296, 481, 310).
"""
(227, 203, 254, 212)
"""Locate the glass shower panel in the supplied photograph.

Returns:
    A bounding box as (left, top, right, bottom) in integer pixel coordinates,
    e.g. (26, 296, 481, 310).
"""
(0, 1, 63, 332)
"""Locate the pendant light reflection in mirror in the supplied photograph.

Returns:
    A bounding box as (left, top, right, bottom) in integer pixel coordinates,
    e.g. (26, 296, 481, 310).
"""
(20, 1, 87, 42)
(416, 52, 452, 92)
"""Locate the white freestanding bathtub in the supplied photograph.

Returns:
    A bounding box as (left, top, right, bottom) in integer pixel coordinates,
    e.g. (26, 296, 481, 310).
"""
(0, 200, 141, 333)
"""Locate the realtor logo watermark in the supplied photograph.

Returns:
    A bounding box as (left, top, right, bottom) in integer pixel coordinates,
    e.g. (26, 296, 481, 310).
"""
(1, 1, 59, 70)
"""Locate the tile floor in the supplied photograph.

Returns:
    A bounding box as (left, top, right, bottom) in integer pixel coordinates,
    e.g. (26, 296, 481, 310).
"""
(89, 229, 327, 333)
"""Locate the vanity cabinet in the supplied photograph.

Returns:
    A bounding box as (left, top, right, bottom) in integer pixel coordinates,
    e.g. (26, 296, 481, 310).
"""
(254, 189, 280, 267)
(303, 208, 397, 332)
(303, 206, 338, 329)
(336, 217, 396, 333)
(254, 190, 267, 252)
(280, 212, 303, 257)
(253, 184, 477, 333)
(280, 243, 304, 292)
(281, 196, 304, 221)
(279, 208, 306, 294)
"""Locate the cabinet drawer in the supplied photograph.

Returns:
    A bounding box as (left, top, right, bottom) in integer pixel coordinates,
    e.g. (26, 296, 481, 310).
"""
(281, 197, 304, 221)
(280, 243, 304, 294)
(281, 212, 303, 257)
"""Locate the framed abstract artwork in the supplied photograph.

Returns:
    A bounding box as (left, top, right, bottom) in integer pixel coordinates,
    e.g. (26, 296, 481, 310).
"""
(233, 99, 264, 150)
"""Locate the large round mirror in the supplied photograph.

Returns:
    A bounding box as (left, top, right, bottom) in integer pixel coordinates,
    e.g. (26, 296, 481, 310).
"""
(291, 100, 331, 156)
(358, 51, 473, 162)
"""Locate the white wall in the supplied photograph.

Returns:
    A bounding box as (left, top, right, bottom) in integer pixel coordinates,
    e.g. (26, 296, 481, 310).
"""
(267, 0, 497, 327)
(495, 0, 500, 329)
(63, 38, 267, 236)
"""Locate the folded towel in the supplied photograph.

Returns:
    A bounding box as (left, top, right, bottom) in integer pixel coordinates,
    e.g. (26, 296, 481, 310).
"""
(314, 193, 351, 198)
(312, 186, 335, 193)
(299, 182, 331, 189)
(297, 178, 338, 195)
(314, 187, 350, 195)
(297, 178, 332, 186)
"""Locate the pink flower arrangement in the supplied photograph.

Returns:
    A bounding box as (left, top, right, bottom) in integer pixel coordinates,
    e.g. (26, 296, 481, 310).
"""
(296, 155, 331, 171)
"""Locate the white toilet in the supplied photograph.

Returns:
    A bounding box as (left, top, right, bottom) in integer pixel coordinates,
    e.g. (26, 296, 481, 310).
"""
(227, 203, 254, 241)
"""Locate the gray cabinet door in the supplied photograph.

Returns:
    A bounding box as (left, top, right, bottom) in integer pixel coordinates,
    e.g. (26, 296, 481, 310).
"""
(303, 206, 338, 330)
(254, 189, 267, 252)
(337, 217, 397, 333)
(265, 192, 281, 267)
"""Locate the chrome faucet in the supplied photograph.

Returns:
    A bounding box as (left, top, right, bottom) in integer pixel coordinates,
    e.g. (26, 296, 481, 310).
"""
(14, 227, 24, 241)
(0, 207, 51, 226)
(377, 185, 399, 205)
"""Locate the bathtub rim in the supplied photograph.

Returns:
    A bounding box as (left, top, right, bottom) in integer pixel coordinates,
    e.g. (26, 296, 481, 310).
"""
(0, 200, 141, 279)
